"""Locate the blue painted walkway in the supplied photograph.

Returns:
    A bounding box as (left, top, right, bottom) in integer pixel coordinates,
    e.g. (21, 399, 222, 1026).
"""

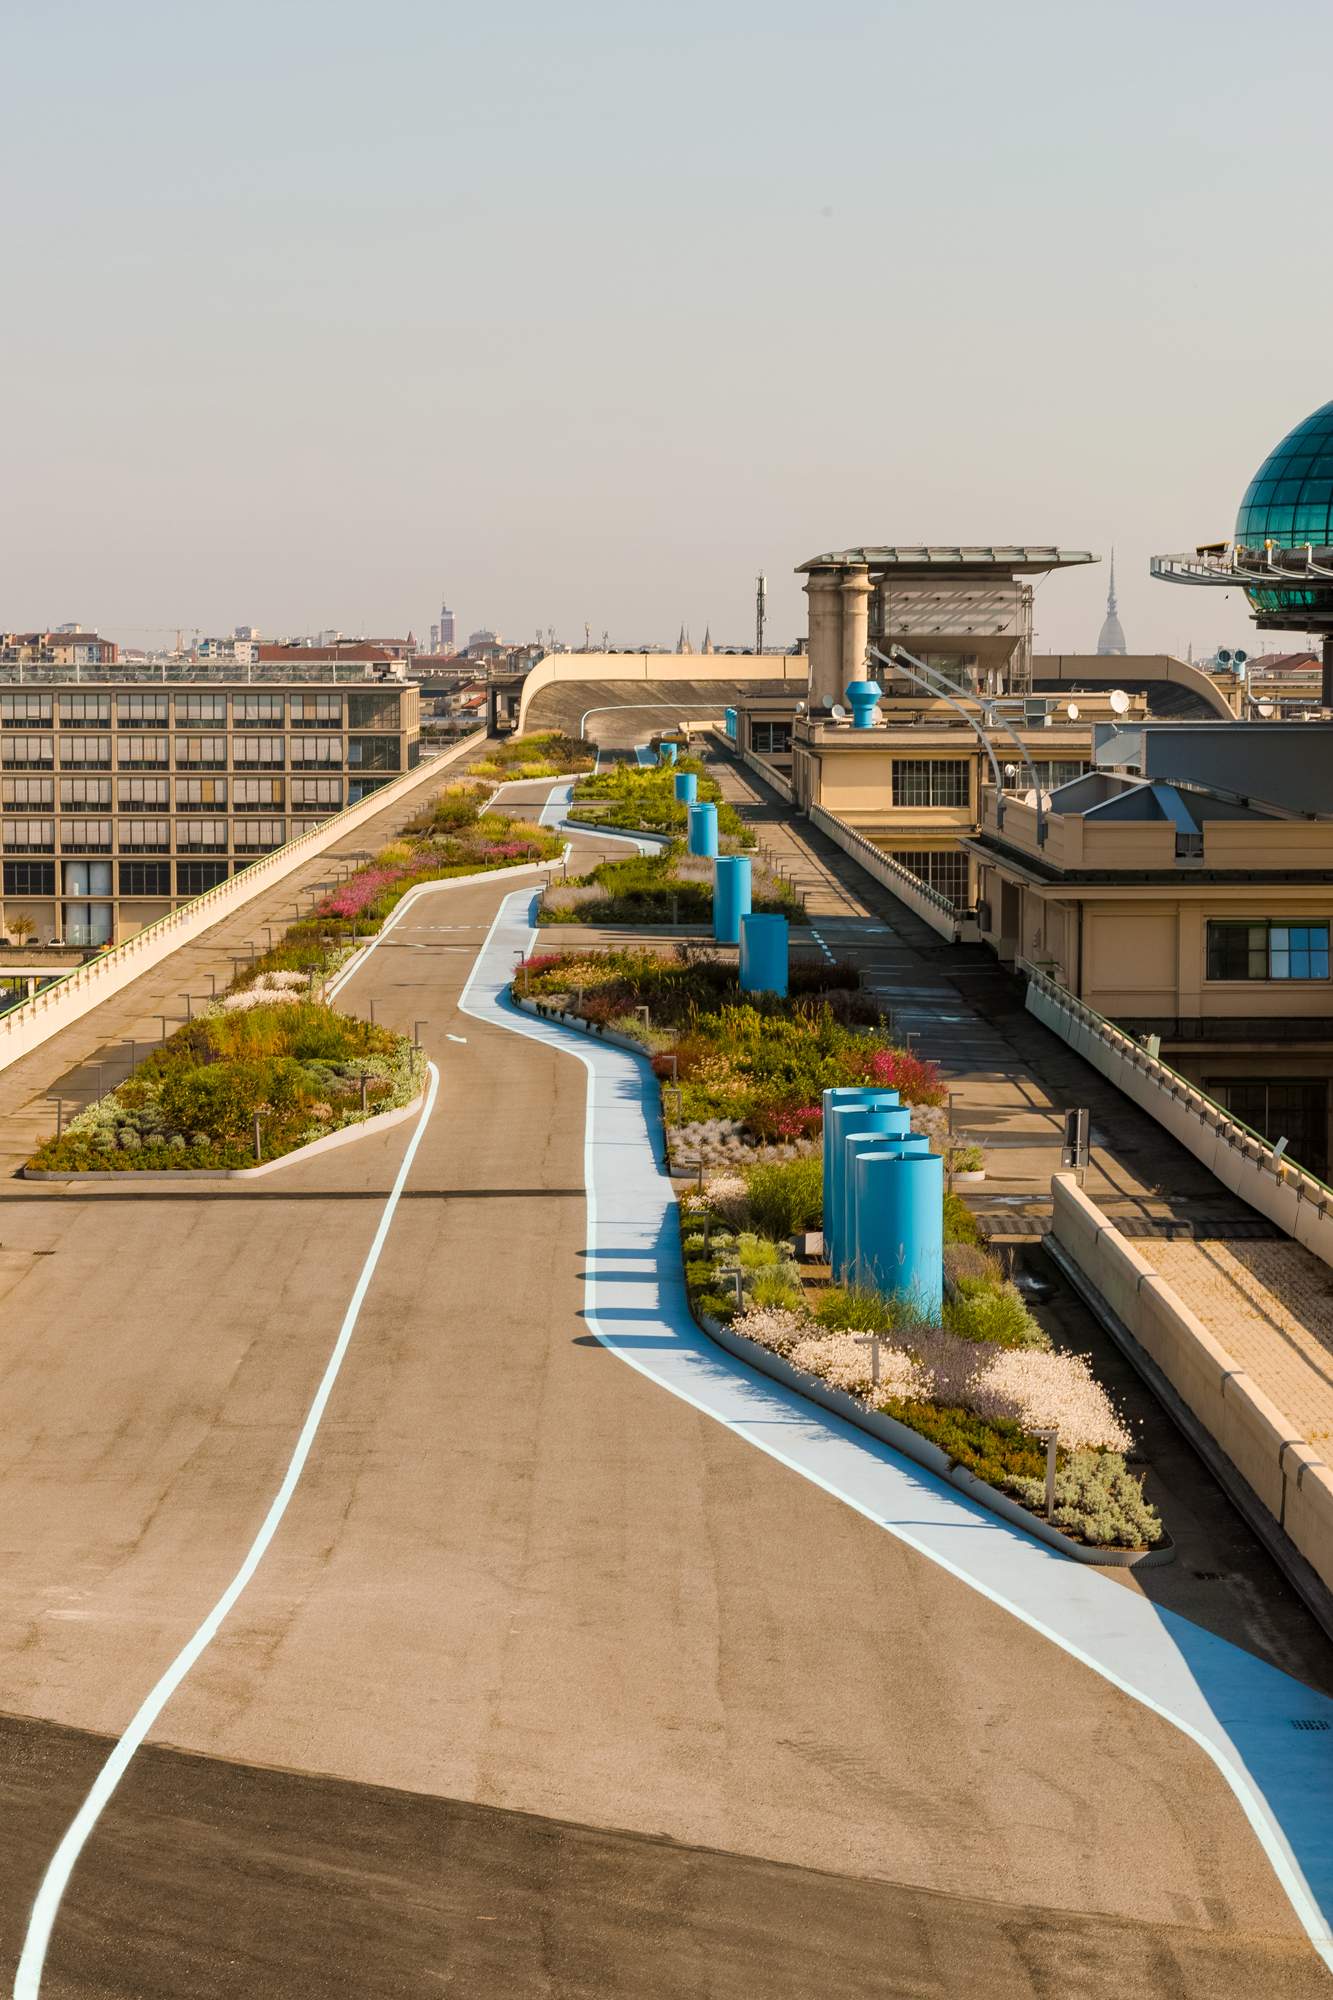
(462, 883, 1333, 1974)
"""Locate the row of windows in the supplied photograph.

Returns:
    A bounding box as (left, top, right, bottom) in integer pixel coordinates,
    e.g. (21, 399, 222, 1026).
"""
(884, 848, 971, 904)
(0, 777, 346, 809)
(4, 860, 234, 897)
(0, 692, 397, 728)
(1205, 921, 1330, 981)
(1, 817, 314, 854)
(0, 734, 380, 770)
(890, 758, 971, 809)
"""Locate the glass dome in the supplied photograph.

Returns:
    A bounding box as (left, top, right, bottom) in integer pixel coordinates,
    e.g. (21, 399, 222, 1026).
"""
(1234, 399, 1333, 622)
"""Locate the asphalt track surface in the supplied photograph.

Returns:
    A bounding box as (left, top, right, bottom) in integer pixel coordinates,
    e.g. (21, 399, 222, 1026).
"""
(1, 802, 1331, 1995)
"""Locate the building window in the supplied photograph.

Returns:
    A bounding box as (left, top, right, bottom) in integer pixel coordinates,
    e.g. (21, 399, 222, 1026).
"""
(174, 735, 228, 769)
(233, 734, 285, 768)
(233, 777, 283, 811)
(59, 819, 113, 852)
(176, 776, 228, 808)
(291, 777, 343, 810)
(116, 693, 169, 729)
(175, 692, 228, 725)
(119, 819, 172, 852)
(176, 860, 229, 895)
(59, 776, 112, 810)
(290, 734, 343, 768)
(2, 819, 55, 852)
(347, 691, 399, 730)
(348, 776, 389, 804)
(1206, 921, 1331, 981)
(117, 776, 170, 809)
(57, 693, 111, 726)
(1, 777, 54, 808)
(119, 860, 172, 897)
(1, 693, 53, 726)
(290, 693, 342, 728)
(891, 758, 971, 809)
(347, 735, 400, 772)
(751, 722, 792, 755)
(2, 735, 54, 769)
(59, 733, 112, 769)
(1030, 760, 1089, 789)
(3, 860, 55, 895)
(233, 693, 284, 728)
(885, 849, 972, 904)
(118, 735, 170, 769)
(177, 818, 229, 852)
(233, 818, 286, 851)
(1208, 1079, 1328, 1179)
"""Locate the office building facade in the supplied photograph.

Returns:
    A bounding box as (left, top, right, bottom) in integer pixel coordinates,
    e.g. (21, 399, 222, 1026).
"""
(0, 677, 419, 946)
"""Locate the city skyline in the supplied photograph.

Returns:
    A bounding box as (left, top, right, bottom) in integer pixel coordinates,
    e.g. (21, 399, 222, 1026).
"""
(5, 1, 1330, 662)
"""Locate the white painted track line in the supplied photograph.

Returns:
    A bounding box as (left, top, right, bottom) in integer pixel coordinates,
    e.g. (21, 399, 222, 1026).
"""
(13, 1066, 441, 1999)
(465, 884, 1333, 1976)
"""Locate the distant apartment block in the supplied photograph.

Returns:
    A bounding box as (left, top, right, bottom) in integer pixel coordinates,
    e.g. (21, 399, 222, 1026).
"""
(0, 673, 419, 946)
(1, 630, 119, 667)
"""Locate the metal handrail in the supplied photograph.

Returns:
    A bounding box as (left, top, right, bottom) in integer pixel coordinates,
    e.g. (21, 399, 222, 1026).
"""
(810, 804, 979, 923)
(1021, 958, 1333, 1203)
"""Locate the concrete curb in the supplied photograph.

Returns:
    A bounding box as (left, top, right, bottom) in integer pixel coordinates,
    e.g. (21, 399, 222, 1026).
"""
(22, 1079, 429, 1182)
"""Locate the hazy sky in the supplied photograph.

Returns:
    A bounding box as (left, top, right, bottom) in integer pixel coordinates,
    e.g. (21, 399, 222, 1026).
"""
(5, 0, 1332, 658)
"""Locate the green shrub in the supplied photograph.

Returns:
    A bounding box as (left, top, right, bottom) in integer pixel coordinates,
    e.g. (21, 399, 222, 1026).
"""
(943, 1191, 981, 1245)
(878, 1398, 1046, 1486)
(748, 1269, 806, 1311)
(745, 1156, 823, 1237)
(1004, 1450, 1163, 1548)
(944, 1277, 1049, 1351)
(943, 1241, 1003, 1286)
(814, 1284, 896, 1333)
(735, 1231, 791, 1272)
(695, 1290, 736, 1323)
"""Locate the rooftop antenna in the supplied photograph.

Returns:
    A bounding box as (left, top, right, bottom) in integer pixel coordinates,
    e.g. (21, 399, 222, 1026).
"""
(1109, 688, 1130, 715)
(755, 571, 767, 654)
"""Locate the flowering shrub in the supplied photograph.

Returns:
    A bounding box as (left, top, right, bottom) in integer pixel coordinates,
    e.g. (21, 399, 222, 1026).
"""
(702, 1174, 750, 1225)
(1005, 1450, 1163, 1547)
(790, 1331, 930, 1403)
(321, 868, 407, 919)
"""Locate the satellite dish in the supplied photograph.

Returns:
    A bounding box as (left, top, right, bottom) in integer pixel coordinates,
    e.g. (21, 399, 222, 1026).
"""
(1023, 788, 1038, 807)
(1109, 689, 1131, 715)
(1003, 762, 1018, 779)
(830, 703, 848, 721)
(1065, 701, 1080, 720)
(1257, 702, 1276, 717)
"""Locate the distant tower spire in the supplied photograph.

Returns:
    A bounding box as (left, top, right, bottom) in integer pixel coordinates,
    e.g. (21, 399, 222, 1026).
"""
(1096, 546, 1128, 656)
(701, 625, 714, 654)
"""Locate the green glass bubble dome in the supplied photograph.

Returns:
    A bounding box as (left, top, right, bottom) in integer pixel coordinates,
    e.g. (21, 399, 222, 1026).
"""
(1235, 399, 1333, 624)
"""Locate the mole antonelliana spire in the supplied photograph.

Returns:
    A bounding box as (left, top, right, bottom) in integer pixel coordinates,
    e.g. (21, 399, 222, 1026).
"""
(1096, 547, 1128, 656)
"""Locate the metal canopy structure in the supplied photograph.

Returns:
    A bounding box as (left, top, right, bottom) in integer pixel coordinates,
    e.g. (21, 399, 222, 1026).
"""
(796, 546, 1096, 575)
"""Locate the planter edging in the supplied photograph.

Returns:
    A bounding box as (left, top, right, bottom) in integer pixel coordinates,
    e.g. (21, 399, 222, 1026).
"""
(23, 1080, 428, 1183)
(694, 1309, 1174, 1568)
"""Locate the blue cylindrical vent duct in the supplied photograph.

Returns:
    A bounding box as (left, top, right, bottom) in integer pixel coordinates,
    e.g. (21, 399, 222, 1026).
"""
(738, 912, 787, 996)
(673, 770, 698, 805)
(821, 1086, 900, 1233)
(853, 1150, 944, 1321)
(658, 741, 678, 765)
(846, 680, 883, 730)
(713, 854, 752, 945)
(838, 1128, 927, 1282)
(824, 1103, 905, 1276)
(688, 801, 719, 857)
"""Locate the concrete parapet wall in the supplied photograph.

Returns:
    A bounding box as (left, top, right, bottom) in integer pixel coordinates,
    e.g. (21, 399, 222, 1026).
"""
(1049, 1173, 1333, 1604)
(1025, 963, 1333, 1274)
(0, 731, 485, 1075)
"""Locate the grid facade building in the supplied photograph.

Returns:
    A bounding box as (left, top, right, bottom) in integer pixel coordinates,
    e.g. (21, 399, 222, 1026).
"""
(0, 679, 420, 945)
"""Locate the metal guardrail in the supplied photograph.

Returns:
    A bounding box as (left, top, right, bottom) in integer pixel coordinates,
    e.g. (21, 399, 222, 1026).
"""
(809, 804, 979, 931)
(1021, 959, 1333, 1214)
(0, 729, 485, 1053)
